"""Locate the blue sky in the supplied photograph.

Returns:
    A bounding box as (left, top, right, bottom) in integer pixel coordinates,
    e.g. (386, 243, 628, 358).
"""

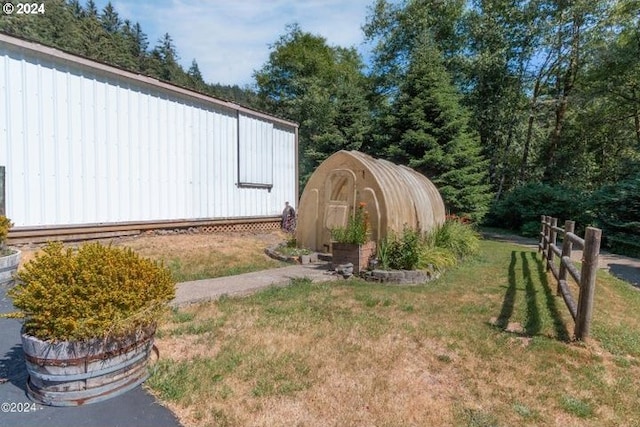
(92, 0, 374, 87)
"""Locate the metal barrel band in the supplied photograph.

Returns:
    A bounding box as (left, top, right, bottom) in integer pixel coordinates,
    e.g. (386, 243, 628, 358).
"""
(25, 343, 152, 382)
(26, 367, 149, 406)
(23, 331, 155, 367)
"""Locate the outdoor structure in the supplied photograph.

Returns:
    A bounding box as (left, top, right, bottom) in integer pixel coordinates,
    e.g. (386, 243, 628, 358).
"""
(0, 34, 298, 242)
(296, 150, 446, 253)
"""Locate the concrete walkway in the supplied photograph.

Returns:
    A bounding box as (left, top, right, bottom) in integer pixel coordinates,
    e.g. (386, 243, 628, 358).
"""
(172, 262, 339, 306)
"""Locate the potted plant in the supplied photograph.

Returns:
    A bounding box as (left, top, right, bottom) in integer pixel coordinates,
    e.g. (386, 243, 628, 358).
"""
(6, 241, 175, 406)
(0, 215, 20, 287)
(331, 202, 376, 274)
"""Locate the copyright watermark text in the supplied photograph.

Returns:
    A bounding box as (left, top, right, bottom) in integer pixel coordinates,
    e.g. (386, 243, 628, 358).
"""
(1, 401, 40, 413)
(2, 2, 46, 15)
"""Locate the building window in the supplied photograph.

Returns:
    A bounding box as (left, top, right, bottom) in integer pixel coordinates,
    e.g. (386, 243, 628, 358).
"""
(237, 113, 273, 190)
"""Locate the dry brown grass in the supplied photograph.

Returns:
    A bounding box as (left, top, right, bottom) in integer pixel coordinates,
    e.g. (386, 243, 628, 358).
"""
(153, 297, 473, 426)
(146, 240, 640, 427)
(16, 230, 286, 281)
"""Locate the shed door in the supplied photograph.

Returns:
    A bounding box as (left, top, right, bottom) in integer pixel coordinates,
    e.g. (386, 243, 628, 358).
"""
(321, 169, 356, 252)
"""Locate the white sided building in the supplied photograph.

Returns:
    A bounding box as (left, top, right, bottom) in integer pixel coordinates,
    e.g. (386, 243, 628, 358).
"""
(0, 33, 298, 242)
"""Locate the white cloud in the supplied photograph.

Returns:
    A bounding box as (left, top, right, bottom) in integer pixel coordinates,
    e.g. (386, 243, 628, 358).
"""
(101, 0, 373, 86)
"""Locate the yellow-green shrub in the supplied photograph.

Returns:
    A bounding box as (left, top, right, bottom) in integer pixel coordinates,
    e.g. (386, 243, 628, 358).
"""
(0, 215, 13, 248)
(9, 241, 175, 342)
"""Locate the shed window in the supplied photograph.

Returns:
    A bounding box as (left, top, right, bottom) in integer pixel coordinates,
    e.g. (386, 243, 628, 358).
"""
(237, 113, 273, 190)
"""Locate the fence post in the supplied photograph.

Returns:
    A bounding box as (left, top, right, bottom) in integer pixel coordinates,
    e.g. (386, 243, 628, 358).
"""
(558, 220, 575, 296)
(546, 217, 558, 272)
(574, 227, 602, 340)
(539, 215, 547, 253)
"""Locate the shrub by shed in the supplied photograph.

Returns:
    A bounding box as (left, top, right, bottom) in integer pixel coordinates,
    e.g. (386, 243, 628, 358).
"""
(296, 151, 446, 252)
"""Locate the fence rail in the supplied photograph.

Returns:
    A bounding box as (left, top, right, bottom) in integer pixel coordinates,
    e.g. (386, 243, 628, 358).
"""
(538, 215, 602, 340)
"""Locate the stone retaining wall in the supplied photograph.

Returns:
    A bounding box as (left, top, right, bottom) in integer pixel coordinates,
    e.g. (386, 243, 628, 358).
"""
(360, 269, 439, 285)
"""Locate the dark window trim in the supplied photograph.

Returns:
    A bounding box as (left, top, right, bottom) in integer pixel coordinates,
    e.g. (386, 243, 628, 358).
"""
(237, 182, 273, 192)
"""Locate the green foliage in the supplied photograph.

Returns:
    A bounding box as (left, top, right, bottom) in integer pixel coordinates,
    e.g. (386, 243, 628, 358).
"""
(487, 183, 588, 236)
(377, 220, 479, 272)
(430, 219, 481, 260)
(560, 395, 593, 419)
(376, 234, 391, 270)
(331, 203, 370, 245)
(589, 174, 640, 256)
(385, 33, 492, 221)
(275, 244, 311, 257)
(0, 216, 13, 248)
(254, 24, 372, 186)
(417, 246, 457, 273)
(9, 242, 175, 342)
(364, 0, 639, 226)
(384, 227, 422, 270)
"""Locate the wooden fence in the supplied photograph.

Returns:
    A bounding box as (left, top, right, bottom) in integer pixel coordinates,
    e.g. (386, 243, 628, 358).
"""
(538, 215, 602, 340)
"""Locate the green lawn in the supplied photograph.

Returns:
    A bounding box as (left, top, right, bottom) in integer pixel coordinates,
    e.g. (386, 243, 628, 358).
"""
(147, 239, 640, 427)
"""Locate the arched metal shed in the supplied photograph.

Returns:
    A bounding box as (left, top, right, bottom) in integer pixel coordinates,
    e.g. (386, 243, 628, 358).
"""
(296, 150, 446, 252)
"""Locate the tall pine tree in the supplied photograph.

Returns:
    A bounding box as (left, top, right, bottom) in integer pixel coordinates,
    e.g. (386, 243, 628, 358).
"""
(388, 33, 492, 221)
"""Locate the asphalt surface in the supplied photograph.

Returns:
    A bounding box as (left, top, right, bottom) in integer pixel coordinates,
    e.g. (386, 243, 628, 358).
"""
(0, 284, 181, 427)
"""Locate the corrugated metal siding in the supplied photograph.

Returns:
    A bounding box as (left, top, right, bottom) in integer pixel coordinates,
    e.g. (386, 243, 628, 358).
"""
(0, 39, 297, 228)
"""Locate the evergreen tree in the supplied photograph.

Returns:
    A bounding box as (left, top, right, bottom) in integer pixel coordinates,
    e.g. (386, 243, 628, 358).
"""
(152, 33, 188, 84)
(68, 0, 83, 19)
(388, 34, 492, 221)
(85, 0, 98, 18)
(122, 20, 149, 72)
(187, 59, 206, 90)
(100, 2, 122, 34)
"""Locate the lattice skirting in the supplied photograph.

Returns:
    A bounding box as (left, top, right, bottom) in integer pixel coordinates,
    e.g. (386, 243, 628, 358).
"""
(9, 219, 283, 244)
(198, 221, 280, 234)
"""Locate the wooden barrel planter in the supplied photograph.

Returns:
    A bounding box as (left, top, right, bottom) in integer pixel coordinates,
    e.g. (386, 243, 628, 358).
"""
(0, 250, 21, 287)
(21, 326, 157, 406)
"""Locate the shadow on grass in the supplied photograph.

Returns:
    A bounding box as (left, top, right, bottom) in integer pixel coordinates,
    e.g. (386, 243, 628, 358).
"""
(533, 251, 570, 341)
(522, 252, 541, 335)
(495, 250, 570, 341)
(495, 251, 517, 329)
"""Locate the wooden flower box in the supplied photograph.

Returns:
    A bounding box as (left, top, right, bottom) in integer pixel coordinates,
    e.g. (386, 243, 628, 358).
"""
(331, 241, 377, 274)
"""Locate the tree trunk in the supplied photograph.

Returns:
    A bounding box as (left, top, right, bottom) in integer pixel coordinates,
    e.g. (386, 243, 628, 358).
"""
(634, 94, 640, 146)
(521, 77, 541, 183)
(543, 10, 582, 182)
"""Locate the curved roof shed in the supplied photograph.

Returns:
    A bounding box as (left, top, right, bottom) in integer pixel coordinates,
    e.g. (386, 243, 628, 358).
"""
(297, 150, 446, 252)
